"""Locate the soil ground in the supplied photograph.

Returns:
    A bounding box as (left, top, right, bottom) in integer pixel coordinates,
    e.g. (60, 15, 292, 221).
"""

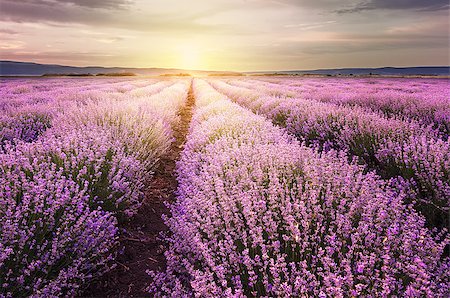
(83, 80, 195, 297)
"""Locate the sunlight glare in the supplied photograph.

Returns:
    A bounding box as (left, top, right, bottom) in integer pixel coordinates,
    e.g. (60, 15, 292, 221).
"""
(178, 44, 202, 70)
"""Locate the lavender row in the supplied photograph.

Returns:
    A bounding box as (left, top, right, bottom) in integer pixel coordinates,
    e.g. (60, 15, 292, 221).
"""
(0, 79, 174, 147)
(1, 129, 123, 297)
(0, 80, 189, 296)
(227, 77, 450, 135)
(210, 79, 449, 228)
(0, 78, 170, 112)
(149, 79, 449, 297)
(0, 77, 155, 106)
(54, 80, 189, 172)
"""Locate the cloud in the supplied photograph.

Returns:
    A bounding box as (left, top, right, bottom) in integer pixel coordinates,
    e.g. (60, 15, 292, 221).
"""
(0, 40, 25, 50)
(0, 49, 119, 65)
(57, 0, 132, 9)
(0, 0, 247, 35)
(284, 21, 337, 30)
(0, 0, 448, 70)
(98, 37, 124, 43)
(261, 0, 449, 13)
(0, 0, 133, 10)
(261, 13, 448, 58)
(336, 0, 449, 13)
(0, 28, 18, 34)
(0, 0, 114, 23)
(262, 0, 344, 10)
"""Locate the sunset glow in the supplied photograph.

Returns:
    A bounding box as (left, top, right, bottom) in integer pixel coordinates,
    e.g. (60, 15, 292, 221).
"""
(177, 44, 202, 70)
(0, 0, 448, 71)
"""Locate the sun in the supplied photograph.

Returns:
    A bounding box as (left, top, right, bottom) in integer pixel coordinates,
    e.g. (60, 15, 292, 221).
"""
(178, 45, 202, 70)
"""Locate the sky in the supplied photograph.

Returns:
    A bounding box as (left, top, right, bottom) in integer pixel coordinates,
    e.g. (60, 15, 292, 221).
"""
(0, 0, 448, 71)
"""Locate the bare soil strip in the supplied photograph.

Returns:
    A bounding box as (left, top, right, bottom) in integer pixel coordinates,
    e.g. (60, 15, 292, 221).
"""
(84, 80, 195, 297)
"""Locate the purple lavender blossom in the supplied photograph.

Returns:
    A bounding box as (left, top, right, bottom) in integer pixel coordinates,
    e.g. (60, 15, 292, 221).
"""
(149, 79, 449, 297)
(0, 78, 190, 296)
(210, 78, 450, 228)
(0, 152, 119, 297)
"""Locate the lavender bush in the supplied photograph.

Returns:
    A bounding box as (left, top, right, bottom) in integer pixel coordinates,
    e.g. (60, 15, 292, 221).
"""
(0, 152, 118, 297)
(149, 80, 449, 297)
(0, 110, 52, 146)
(0, 78, 189, 296)
(13, 126, 147, 219)
(210, 79, 449, 228)
(0, 78, 172, 148)
(226, 78, 450, 135)
(378, 135, 450, 226)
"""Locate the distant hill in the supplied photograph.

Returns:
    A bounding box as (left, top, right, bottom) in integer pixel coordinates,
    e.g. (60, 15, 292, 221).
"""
(1, 61, 449, 77)
(0, 61, 240, 76)
(248, 66, 450, 76)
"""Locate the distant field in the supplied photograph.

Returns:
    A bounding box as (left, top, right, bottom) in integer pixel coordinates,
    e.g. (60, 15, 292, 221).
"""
(1, 77, 449, 297)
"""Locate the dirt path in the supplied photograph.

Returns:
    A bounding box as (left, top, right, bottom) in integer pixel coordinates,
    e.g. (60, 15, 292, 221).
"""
(84, 80, 195, 297)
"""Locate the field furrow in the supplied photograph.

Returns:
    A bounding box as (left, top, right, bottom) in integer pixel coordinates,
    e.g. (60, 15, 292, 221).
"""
(148, 79, 448, 297)
(85, 79, 196, 297)
(0, 78, 190, 296)
(0, 76, 448, 297)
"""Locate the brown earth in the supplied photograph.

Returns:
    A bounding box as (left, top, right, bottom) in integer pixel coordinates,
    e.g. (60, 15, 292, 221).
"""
(82, 79, 195, 297)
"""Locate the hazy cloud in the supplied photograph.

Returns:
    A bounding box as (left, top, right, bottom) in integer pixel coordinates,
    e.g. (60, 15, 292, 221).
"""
(0, 0, 447, 70)
(336, 0, 449, 13)
(263, 0, 449, 13)
(0, 0, 133, 10)
(57, 0, 132, 9)
(0, 28, 18, 34)
(0, 0, 246, 35)
(284, 21, 337, 30)
(0, 49, 120, 64)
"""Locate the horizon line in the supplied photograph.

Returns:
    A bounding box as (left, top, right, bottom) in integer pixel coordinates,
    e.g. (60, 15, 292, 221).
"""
(1, 60, 449, 74)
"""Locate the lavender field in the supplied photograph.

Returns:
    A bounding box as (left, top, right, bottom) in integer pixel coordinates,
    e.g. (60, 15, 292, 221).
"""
(1, 77, 449, 297)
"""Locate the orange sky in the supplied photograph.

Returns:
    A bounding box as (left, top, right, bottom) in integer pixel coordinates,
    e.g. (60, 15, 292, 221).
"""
(0, 0, 448, 71)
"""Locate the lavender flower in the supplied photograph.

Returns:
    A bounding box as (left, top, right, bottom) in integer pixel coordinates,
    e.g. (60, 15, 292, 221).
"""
(149, 79, 449, 297)
(1, 78, 190, 296)
(210, 78, 449, 228)
(0, 152, 118, 297)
